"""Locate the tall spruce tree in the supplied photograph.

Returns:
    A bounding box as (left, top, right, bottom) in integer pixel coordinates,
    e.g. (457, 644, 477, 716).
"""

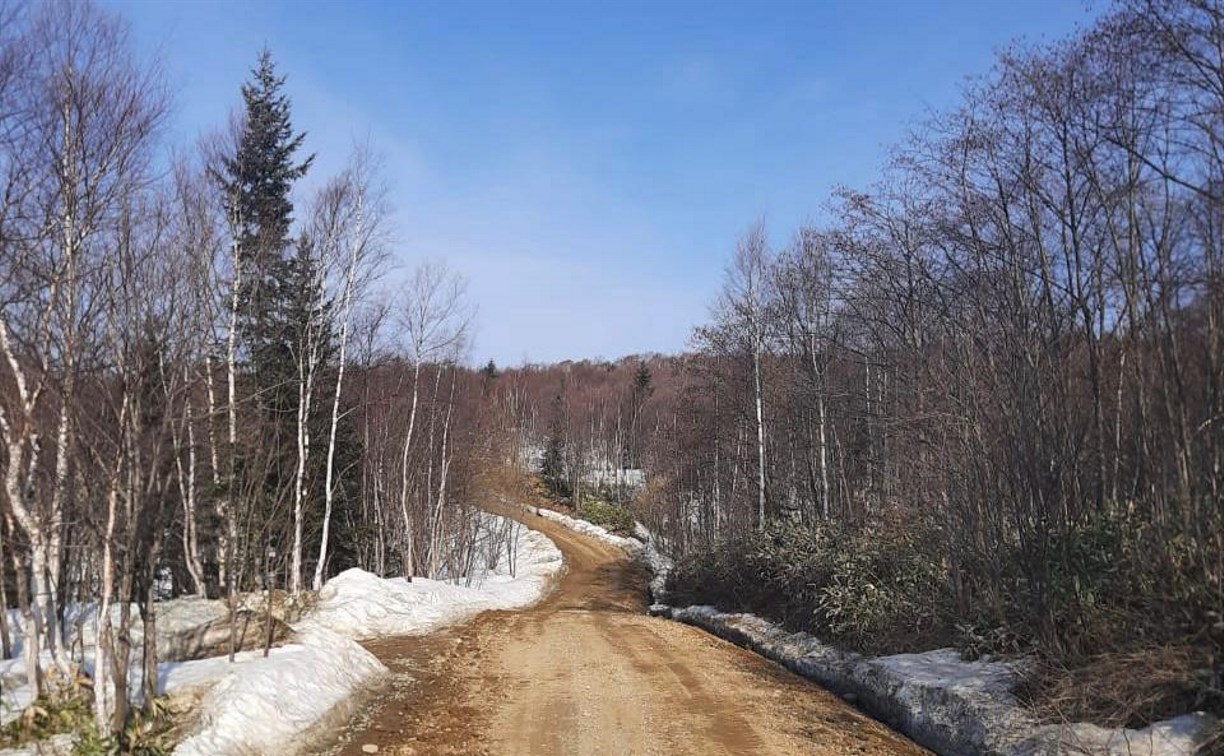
(217, 49, 321, 583)
(219, 48, 314, 416)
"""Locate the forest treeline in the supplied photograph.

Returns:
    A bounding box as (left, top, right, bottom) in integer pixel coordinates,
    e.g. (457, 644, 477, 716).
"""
(461, 0, 1224, 733)
(641, 0, 1224, 729)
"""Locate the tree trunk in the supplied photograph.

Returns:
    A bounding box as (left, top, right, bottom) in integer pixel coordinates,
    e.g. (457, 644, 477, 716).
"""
(174, 398, 207, 598)
(752, 344, 767, 529)
(313, 241, 360, 591)
(0, 522, 10, 660)
(399, 360, 423, 578)
(93, 480, 119, 734)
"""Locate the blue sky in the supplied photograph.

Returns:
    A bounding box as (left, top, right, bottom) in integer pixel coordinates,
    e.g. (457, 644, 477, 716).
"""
(108, 0, 1101, 366)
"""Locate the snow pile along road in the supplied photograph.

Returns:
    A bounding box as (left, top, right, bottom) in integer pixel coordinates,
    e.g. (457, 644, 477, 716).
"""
(530, 506, 640, 550)
(173, 515, 563, 755)
(298, 522, 562, 639)
(0, 511, 564, 755)
(530, 505, 1214, 755)
(173, 628, 384, 756)
(651, 604, 1216, 756)
(1, 596, 236, 726)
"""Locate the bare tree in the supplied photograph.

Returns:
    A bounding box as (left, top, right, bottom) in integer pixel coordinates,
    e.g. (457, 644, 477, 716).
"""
(310, 146, 389, 590)
(0, 0, 167, 707)
(395, 262, 471, 576)
(698, 223, 773, 529)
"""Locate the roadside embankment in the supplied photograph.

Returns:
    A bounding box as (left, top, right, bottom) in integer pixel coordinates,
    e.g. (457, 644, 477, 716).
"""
(531, 505, 1217, 756)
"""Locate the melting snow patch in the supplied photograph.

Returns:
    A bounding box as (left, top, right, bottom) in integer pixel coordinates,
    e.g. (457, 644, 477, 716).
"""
(0, 512, 564, 756)
(172, 514, 563, 754)
(451, 504, 1218, 755)
(298, 524, 562, 640)
(651, 604, 1216, 756)
(531, 506, 641, 551)
(173, 628, 384, 756)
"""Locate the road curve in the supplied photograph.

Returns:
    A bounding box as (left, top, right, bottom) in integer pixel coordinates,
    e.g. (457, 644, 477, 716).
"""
(314, 505, 928, 756)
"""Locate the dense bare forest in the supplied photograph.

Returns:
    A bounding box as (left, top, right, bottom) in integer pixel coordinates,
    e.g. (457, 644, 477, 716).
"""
(3, 0, 1224, 750)
(637, 0, 1224, 730)
(466, 0, 1224, 732)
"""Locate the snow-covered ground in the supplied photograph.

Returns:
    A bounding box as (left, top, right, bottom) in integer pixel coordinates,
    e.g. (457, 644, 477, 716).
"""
(1, 512, 564, 756)
(298, 522, 560, 640)
(172, 627, 384, 756)
(1, 597, 234, 724)
(176, 517, 562, 755)
(583, 467, 646, 492)
(532, 505, 641, 550)
(519, 443, 646, 493)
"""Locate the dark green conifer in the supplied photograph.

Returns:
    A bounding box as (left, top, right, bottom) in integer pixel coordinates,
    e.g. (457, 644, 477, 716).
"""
(217, 48, 315, 417)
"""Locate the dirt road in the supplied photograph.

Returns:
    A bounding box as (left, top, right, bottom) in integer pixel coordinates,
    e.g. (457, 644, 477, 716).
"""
(316, 507, 927, 755)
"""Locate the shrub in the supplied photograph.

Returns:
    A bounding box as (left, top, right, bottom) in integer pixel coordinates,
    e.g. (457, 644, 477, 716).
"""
(0, 690, 94, 748)
(665, 503, 1224, 728)
(667, 520, 951, 654)
(816, 526, 948, 651)
(0, 689, 174, 755)
(576, 498, 635, 535)
(1020, 645, 1222, 730)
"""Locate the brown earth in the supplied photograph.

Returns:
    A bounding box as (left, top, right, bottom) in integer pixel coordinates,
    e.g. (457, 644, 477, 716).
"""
(313, 505, 928, 756)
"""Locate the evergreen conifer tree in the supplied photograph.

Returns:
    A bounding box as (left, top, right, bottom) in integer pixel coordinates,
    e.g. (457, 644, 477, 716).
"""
(216, 49, 326, 576)
(542, 388, 568, 498)
(218, 48, 315, 417)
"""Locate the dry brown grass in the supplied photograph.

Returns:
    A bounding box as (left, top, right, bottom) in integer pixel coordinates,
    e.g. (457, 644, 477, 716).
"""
(1022, 645, 1220, 730)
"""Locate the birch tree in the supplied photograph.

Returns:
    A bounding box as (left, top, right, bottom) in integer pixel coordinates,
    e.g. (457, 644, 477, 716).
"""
(0, 0, 167, 697)
(698, 223, 773, 529)
(397, 262, 470, 576)
(773, 228, 840, 520)
(311, 148, 389, 590)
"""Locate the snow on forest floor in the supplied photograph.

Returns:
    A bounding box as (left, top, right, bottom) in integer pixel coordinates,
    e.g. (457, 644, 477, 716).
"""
(0, 512, 563, 756)
(1, 598, 234, 724)
(298, 523, 560, 640)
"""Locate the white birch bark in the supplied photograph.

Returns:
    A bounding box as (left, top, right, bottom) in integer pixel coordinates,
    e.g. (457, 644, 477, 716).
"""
(313, 184, 367, 591)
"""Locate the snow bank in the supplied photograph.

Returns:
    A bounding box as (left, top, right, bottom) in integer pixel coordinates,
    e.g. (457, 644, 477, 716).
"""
(173, 628, 385, 756)
(1, 595, 271, 726)
(298, 523, 562, 639)
(0, 673, 36, 727)
(532, 504, 1215, 755)
(172, 513, 562, 755)
(649, 605, 1217, 756)
(632, 522, 674, 603)
(583, 466, 646, 491)
(531, 506, 641, 550)
(0, 606, 378, 747)
(2, 595, 233, 669)
(3, 511, 564, 755)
